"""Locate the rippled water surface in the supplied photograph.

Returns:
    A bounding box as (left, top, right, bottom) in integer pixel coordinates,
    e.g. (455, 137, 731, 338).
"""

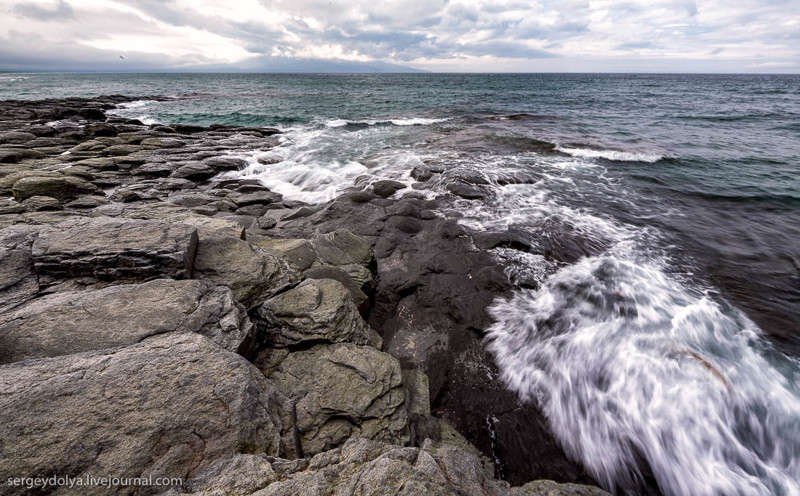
(4, 72, 799, 495)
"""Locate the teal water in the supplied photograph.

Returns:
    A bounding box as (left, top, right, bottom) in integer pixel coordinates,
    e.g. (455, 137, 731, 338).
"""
(3, 72, 800, 495)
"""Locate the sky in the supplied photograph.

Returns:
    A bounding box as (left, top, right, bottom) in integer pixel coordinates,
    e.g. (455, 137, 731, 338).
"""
(0, 0, 798, 73)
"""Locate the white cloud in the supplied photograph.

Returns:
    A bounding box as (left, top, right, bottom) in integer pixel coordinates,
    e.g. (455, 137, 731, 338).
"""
(0, 0, 797, 71)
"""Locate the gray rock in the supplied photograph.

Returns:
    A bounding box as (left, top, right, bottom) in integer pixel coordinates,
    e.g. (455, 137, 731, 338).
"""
(249, 237, 317, 271)
(228, 191, 283, 207)
(172, 163, 216, 180)
(11, 175, 99, 202)
(20, 195, 60, 212)
(0, 279, 252, 364)
(447, 182, 488, 199)
(168, 437, 610, 496)
(311, 229, 374, 267)
(268, 343, 409, 455)
(110, 188, 141, 203)
(0, 333, 298, 492)
(256, 215, 278, 229)
(193, 234, 297, 309)
(203, 156, 248, 171)
(65, 195, 107, 209)
(371, 179, 406, 198)
(31, 216, 198, 283)
(257, 278, 370, 347)
(0, 225, 39, 314)
(303, 264, 369, 315)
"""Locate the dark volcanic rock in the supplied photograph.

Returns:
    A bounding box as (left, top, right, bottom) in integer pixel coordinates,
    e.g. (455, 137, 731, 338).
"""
(371, 179, 406, 198)
(447, 181, 489, 199)
(31, 216, 198, 283)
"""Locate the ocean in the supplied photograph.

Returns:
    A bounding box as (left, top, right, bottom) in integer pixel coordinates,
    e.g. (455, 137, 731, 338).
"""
(3, 72, 799, 495)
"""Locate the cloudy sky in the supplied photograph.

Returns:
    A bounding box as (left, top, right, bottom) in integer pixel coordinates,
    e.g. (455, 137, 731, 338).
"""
(1, 0, 797, 72)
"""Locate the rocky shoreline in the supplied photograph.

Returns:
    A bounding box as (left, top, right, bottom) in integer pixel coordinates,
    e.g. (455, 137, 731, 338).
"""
(0, 96, 607, 495)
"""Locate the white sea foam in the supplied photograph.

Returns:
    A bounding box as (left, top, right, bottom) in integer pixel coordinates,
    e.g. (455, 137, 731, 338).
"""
(556, 146, 665, 163)
(324, 117, 449, 127)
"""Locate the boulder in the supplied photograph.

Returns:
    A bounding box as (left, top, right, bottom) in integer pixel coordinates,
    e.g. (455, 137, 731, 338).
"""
(257, 278, 370, 347)
(303, 264, 370, 314)
(371, 179, 406, 198)
(192, 234, 297, 309)
(11, 175, 99, 202)
(447, 182, 488, 199)
(0, 279, 252, 364)
(0, 333, 297, 492)
(311, 228, 374, 267)
(168, 437, 609, 496)
(268, 343, 409, 455)
(31, 216, 198, 283)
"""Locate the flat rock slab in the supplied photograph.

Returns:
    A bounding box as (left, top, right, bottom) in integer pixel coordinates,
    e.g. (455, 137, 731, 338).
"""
(268, 343, 409, 456)
(0, 279, 252, 364)
(0, 333, 297, 491)
(0, 225, 39, 314)
(257, 278, 370, 347)
(31, 216, 198, 283)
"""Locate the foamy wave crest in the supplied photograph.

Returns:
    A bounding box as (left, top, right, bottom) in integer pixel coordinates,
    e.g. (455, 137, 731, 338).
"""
(487, 256, 800, 496)
(325, 117, 449, 127)
(556, 146, 665, 163)
(109, 100, 160, 125)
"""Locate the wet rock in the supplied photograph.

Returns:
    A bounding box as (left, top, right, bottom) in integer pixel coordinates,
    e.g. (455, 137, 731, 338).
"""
(192, 233, 297, 309)
(172, 162, 216, 180)
(227, 190, 283, 206)
(447, 182, 488, 199)
(311, 228, 374, 267)
(31, 216, 198, 283)
(11, 175, 99, 202)
(141, 137, 186, 148)
(0, 279, 253, 364)
(203, 156, 248, 171)
(257, 278, 370, 347)
(268, 344, 409, 455)
(0, 333, 297, 489)
(371, 179, 406, 198)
